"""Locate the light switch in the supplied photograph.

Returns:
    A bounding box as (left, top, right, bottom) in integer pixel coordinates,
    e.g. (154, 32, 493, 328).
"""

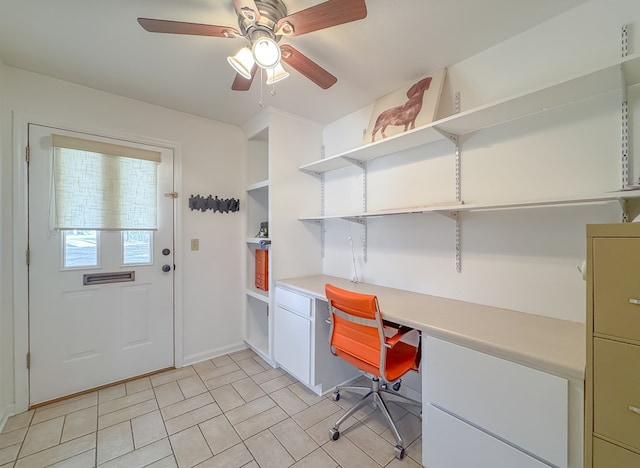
(191, 238, 199, 251)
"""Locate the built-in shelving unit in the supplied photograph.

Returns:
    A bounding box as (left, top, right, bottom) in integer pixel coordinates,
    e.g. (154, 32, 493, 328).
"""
(299, 50, 640, 271)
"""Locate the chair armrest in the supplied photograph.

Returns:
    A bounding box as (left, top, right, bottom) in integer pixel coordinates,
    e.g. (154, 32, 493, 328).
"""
(384, 326, 420, 348)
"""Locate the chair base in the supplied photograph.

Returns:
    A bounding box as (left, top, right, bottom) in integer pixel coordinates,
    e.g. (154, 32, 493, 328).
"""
(328, 377, 420, 460)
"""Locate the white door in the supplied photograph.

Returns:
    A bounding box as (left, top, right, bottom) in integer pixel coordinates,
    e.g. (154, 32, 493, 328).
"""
(28, 123, 175, 405)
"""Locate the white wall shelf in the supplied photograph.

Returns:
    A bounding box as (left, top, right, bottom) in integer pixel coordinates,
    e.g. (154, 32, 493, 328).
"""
(247, 180, 269, 192)
(299, 53, 640, 177)
(246, 288, 269, 303)
(246, 237, 271, 244)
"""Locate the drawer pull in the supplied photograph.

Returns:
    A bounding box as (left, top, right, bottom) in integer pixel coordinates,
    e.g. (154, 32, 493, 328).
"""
(629, 405, 640, 415)
(629, 298, 640, 305)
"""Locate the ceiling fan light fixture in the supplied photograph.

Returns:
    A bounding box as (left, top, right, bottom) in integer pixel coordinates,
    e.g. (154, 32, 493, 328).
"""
(252, 36, 281, 69)
(227, 47, 255, 79)
(266, 63, 289, 84)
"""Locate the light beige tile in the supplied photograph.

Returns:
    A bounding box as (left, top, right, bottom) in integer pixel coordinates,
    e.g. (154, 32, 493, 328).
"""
(98, 398, 158, 430)
(192, 359, 216, 375)
(146, 454, 177, 468)
(14, 433, 95, 468)
(245, 429, 294, 468)
(164, 403, 222, 435)
(150, 367, 196, 388)
(210, 384, 245, 412)
(250, 368, 286, 385)
(305, 409, 356, 446)
(0, 427, 27, 450)
(211, 355, 234, 368)
(131, 410, 167, 449)
(224, 395, 276, 426)
(380, 412, 421, 448)
(292, 448, 339, 468)
(233, 377, 266, 402)
(405, 436, 422, 466)
(287, 383, 324, 406)
(20, 415, 65, 457)
(193, 442, 253, 468)
(97, 420, 133, 464)
(199, 415, 241, 455)
(169, 426, 212, 468)
(126, 377, 152, 395)
(253, 356, 272, 371)
(322, 436, 379, 468)
(240, 461, 259, 468)
(204, 370, 249, 391)
(236, 357, 267, 376)
(198, 363, 240, 382)
(332, 390, 376, 421)
(292, 399, 341, 430)
(161, 392, 214, 422)
(33, 394, 97, 425)
(177, 375, 207, 399)
(99, 384, 126, 404)
(61, 406, 98, 443)
(360, 401, 407, 435)
(99, 438, 172, 468)
(343, 420, 394, 466)
(269, 388, 309, 416)
(270, 418, 319, 461)
(49, 448, 96, 467)
(229, 349, 257, 362)
(153, 382, 185, 409)
(233, 406, 288, 440)
(1, 410, 34, 433)
(0, 444, 20, 465)
(386, 452, 422, 468)
(99, 389, 155, 416)
(259, 374, 296, 394)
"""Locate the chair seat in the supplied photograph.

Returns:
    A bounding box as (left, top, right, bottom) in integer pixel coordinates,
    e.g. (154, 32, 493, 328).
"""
(336, 340, 418, 382)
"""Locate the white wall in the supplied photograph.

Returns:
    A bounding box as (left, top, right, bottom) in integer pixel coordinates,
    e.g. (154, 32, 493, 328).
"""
(1, 66, 246, 412)
(321, 0, 640, 324)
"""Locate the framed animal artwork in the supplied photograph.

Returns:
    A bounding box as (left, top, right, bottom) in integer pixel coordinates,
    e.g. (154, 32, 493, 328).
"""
(364, 68, 446, 144)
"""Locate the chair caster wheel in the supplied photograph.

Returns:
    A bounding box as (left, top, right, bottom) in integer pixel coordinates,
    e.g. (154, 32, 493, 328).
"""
(329, 428, 340, 441)
(332, 391, 340, 401)
(392, 380, 402, 391)
(394, 445, 405, 460)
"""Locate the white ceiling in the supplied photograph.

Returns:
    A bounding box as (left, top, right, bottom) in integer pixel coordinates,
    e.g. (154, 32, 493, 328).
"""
(0, 0, 589, 127)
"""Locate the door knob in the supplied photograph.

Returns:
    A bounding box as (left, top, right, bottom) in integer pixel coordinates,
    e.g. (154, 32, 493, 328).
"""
(162, 248, 171, 256)
(162, 264, 171, 272)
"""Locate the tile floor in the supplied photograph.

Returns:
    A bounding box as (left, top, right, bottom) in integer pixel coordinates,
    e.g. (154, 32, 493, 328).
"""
(0, 348, 422, 468)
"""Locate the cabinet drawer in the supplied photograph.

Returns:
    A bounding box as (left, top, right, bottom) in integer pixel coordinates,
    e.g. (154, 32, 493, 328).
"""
(425, 337, 567, 468)
(593, 337, 640, 451)
(273, 305, 311, 384)
(593, 237, 640, 342)
(275, 287, 311, 317)
(592, 437, 640, 468)
(423, 404, 548, 468)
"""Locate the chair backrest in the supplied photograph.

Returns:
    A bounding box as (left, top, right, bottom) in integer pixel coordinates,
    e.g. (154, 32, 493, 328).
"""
(325, 283, 387, 377)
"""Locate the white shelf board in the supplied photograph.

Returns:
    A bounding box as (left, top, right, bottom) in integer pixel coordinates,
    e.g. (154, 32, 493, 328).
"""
(299, 53, 640, 176)
(246, 288, 269, 303)
(246, 179, 269, 192)
(246, 237, 271, 244)
(299, 191, 640, 221)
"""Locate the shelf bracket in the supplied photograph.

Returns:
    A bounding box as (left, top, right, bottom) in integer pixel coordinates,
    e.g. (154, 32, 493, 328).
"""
(434, 128, 458, 146)
(436, 211, 462, 272)
(343, 156, 367, 170)
(619, 198, 630, 222)
(621, 25, 630, 189)
(300, 168, 324, 178)
(320, 173, 326, 257)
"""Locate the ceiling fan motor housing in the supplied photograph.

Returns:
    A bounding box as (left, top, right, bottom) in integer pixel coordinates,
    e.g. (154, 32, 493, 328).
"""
(238, 0, 288, 42)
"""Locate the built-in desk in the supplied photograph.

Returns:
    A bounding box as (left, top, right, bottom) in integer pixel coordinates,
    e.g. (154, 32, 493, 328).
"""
(276, 274, 585, 468)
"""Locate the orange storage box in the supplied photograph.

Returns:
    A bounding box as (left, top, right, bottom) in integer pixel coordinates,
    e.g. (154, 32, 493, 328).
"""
(255, 249, 268, 291)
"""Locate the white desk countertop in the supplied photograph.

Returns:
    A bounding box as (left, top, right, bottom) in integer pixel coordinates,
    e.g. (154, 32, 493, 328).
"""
(276, 275, 585, 381)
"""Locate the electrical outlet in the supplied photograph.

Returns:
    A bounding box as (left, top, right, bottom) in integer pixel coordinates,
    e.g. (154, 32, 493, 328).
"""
(190, 238, 199, 251)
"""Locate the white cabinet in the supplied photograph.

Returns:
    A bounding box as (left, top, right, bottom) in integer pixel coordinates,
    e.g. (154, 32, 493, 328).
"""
(423, 336, 568, 468)
(274, 285, 359, 394)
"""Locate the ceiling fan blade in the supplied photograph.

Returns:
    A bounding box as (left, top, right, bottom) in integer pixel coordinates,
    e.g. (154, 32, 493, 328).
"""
(280, 45, 337, 89)
(231, 65, 258, 91)
(232, 0, 260, 22)
(137, 18, 239, 38)
(276, 0, 367, 37)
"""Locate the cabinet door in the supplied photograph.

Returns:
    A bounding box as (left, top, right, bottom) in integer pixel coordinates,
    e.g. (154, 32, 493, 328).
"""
(593, 437, 640, 467)
(274, 305, 311, 384)
(424, 404, 549, 468)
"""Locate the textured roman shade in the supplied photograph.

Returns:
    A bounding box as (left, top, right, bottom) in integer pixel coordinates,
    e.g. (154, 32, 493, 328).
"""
(52, 134, 161, 230)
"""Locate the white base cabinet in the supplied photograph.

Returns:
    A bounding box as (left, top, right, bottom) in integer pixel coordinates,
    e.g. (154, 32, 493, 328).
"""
(423, 336, 568, 468)
(274, 286, 359, 394)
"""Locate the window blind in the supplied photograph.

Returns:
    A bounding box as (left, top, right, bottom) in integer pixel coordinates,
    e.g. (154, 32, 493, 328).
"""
(51, 134, 160, 230)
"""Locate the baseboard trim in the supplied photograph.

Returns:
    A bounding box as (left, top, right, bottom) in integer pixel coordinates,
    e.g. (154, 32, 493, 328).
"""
(0, 403, 16, 433)
(182, 342, 248, 367)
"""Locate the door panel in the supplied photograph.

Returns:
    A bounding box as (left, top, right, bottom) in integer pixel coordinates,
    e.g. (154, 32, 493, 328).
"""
(28, 124, 175, 405)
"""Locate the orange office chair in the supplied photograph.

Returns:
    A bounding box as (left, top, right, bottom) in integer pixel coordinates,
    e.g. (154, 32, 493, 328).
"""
(325, 283, 421, 460)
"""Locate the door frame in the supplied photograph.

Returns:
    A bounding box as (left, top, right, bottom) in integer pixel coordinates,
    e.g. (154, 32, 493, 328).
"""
(12, 112, 184, 412)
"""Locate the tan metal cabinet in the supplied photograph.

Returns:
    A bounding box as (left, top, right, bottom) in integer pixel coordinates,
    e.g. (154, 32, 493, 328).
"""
(586, 224, 640, 467)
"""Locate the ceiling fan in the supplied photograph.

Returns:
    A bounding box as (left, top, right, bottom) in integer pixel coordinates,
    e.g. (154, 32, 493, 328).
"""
(138, 0, 367, 91)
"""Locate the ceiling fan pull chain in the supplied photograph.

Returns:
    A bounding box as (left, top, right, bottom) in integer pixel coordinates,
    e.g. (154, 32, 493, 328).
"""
(258, 68, 264, 108)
